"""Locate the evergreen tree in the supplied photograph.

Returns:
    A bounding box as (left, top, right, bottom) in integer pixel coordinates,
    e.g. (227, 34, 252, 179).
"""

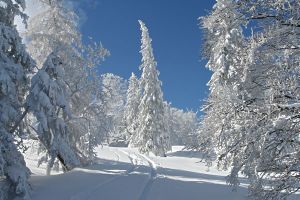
(28, 52, 80, 175)
(135, 20, 169, 157)
(162, 101, 172, 152)
(122, 73, 141, 145)
(0, 1, 35, 199)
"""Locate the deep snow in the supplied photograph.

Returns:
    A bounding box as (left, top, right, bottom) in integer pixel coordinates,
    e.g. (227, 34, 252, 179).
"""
(24, 146, 300, 200)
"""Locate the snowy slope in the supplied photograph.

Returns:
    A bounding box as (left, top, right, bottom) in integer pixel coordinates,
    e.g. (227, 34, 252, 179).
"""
(25, 146, 300, 200)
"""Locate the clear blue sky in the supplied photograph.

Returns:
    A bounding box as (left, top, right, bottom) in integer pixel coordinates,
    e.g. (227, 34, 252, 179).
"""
(79, 0, 215, 112)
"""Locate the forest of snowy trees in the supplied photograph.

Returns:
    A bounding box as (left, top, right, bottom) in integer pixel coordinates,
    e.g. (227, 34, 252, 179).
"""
(197, 0, 300, 199)
(1, 0, 300, 200)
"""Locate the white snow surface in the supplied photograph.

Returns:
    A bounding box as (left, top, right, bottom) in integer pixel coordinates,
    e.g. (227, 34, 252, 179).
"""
(25, 146, 300, 200)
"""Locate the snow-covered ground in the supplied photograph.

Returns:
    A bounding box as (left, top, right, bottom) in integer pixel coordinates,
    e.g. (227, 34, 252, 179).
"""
(25, 146, 300, 200)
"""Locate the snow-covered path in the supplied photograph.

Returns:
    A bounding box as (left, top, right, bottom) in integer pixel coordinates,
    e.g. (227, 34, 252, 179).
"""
(26, 146, 300, 200)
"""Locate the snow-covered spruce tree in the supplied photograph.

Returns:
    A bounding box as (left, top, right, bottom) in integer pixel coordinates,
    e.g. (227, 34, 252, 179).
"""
(162, 101, 172, 152)
(25, 0, 109, 162)
(135, 20, 170, 156)
(28, 52, 80, 175)
(0, 1, 34, 199)
(162, 102, 171, 140)
(122, 73, 141, 145)
(201, 0, 300, 199)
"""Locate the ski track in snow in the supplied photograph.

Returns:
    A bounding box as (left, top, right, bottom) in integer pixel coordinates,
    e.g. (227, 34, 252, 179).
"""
(70, 149, 139, 200)
(28, 146, 300, 200)
(136, 153, 157, 200)
(120, 150, 158, 200)
(119, 150, 140, 171)
(110, 148, 120, 162)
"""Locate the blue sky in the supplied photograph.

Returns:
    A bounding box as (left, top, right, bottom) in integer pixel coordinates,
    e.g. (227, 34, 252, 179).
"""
(79, 0, 215, 112)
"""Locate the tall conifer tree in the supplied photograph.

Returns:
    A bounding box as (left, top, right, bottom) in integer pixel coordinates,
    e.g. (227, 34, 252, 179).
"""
(136, 20, 169, 157)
